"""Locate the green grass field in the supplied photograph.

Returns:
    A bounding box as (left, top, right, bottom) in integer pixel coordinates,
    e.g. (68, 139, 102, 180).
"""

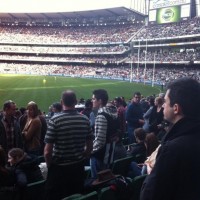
(0, 74, 161, 112)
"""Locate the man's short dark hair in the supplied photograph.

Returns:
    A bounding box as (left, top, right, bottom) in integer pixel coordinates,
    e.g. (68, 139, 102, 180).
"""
(114, 97, 123, 105)
(93, 89, 108, 106)
(167, 77, 200, 118)
(85, 99, 92, 108)
(3, 100, 15, 111)
(62, 90, 77, 107)
(52, 102, 62, 112)
(133, 92, 141, 97)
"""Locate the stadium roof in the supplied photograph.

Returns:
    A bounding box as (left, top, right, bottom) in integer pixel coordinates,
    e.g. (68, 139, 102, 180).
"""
(0, 7, 144, 21)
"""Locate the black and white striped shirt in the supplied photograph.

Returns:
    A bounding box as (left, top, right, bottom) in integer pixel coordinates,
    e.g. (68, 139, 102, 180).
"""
(45, 110, 93, 164)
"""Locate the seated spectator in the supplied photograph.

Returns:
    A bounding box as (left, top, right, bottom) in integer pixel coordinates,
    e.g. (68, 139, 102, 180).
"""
(0, 146, 16, 198)
(144, 132, 160, 159)
(7, 148, 43, 186)
(143, 144, 161, 175)
(128, 132, 160, 178)
(127, 128, 146, 160)
(113, 143, 127, 161)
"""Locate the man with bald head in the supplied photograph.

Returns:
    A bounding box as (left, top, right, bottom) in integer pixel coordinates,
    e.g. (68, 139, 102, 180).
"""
(44, 90, 93, 200)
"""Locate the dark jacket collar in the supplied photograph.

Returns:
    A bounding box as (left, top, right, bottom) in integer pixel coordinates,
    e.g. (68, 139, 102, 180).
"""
(163, 117, 200, 143)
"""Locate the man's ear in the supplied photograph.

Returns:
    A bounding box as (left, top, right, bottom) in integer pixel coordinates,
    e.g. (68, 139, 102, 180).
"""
(99, 99, 104, 106)
(173, 103, 183, 115)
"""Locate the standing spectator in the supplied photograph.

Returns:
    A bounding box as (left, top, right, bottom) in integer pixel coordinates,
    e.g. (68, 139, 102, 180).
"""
(148, 97, 164, 135)
(19, 105, 47, 156)
(44, 90, 93, 200)
(38, 113, 47, 156)
(90, 89, 118, 178)
(113, 97, 127, 160)
(22, 101, 41, 156)
(121, 96, 127, 108)
(0, 100, 22, 153)
(47, 105, 54, 118)
(81, 99, 93, 119)
(114, 97, 126, 139)
(140, 77, 200, 200)
(143, 96, 155, 133)
(80, 99, 95, 128)
(126, 92, 144, 144)
(140, 97, 150, 114)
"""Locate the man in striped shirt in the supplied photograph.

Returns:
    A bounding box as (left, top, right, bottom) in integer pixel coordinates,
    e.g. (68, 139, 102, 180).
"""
(90, 89, 118, 179)
(44, 90, 93, 200)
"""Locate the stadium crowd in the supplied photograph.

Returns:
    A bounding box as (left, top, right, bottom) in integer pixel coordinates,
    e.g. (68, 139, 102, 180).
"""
(0, 63, 199, 84)
(129, 49, 197, 62)
(0, 24, 141, 44)
(0, 54, 126, 63)
(0, 17, 199, 46)
(135, 16, 200, 40)
(0, 45, 129, 54)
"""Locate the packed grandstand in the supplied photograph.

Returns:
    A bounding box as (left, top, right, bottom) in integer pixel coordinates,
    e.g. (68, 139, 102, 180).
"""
(0, 1, 199, 85)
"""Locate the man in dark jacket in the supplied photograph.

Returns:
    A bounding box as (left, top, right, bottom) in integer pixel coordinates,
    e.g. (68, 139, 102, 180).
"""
(126, 92, 144, 144)
(0, 100, 22, 153)
(140, 77, 200, 200)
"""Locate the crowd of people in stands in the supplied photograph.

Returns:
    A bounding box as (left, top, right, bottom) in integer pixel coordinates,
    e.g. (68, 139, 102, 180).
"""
(0, 17, 200, 44)
(0, 63, 199, 84)
(0, 45, 129, 54)
(0, 24, 140, 44)
(0, 17, 200, 67)
(1, 47, 200, 64)
(0, 54, 126, 63)
(135, 16, 200, 40)
(130, 48, 200, 62)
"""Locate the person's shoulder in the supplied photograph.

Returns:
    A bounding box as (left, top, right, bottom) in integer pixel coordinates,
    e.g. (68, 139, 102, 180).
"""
(78, 113, 90, 121)
(31, 116, 42, 124)
(50, 112, 65, 119)
(127, 102, 133, 108)
(96, 111, 109, 122)
(118, 106, 126, 112)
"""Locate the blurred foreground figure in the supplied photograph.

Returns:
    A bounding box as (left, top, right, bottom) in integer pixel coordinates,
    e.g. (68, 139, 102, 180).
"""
(140, 77, 200, 200)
